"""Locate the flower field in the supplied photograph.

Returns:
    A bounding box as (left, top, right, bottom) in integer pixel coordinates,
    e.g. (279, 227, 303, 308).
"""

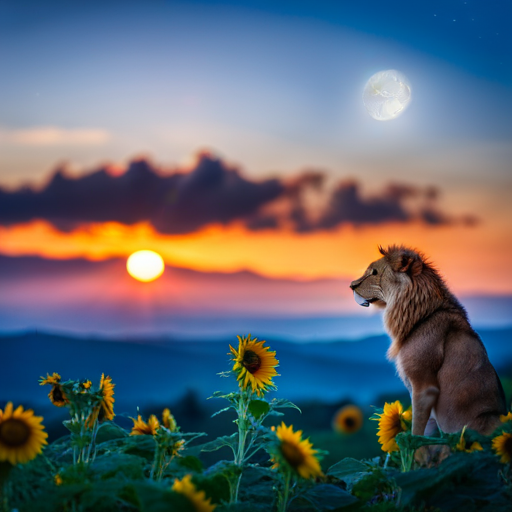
(1, 334, 512, 512)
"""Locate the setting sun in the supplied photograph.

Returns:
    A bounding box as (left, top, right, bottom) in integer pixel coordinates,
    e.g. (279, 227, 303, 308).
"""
(126, 250, 165, 282)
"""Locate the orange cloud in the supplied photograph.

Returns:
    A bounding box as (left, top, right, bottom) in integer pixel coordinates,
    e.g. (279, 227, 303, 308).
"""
(0, 219, 511, 294)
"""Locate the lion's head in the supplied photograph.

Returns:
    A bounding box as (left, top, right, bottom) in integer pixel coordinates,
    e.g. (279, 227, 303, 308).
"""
(349, 245, 424, 308)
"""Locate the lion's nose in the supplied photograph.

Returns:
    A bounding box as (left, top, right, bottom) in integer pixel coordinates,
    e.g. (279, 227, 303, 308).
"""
(349, 281, 357, 290)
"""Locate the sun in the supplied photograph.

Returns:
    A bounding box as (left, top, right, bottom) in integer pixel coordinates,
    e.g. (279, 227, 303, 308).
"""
(126, 250, 165, 282)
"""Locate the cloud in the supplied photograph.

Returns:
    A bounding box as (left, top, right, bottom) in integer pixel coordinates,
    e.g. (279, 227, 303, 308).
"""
(0, 152, 471, 233)
(0, 126, 111, 146)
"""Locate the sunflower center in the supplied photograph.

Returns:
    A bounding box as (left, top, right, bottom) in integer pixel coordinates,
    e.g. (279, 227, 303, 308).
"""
(0, 418, 31, 447)
(242, 350, 261, 374)
(281, 440, 305, 468)
(504, 436, 512, 456)
(53, 385, 66, 402)
(344, 417, 356, 429)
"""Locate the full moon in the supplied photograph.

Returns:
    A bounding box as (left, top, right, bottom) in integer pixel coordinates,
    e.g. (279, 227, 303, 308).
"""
(363, 69, 411, 121)
(126, 250, 165, 282)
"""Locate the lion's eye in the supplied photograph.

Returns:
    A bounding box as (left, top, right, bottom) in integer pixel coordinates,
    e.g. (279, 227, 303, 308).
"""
(371, 268, 378, 276)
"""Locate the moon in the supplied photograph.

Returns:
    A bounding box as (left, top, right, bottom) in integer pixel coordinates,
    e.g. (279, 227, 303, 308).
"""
(363, 70, 411, 121)
(126, 250, 165, 282)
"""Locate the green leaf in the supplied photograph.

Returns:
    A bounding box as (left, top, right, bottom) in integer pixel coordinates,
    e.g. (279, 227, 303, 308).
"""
(395, 432, 450, 452)
(197, 434, 238, 454)
(121, 434, 157, 461)
(176, 455, 204, 472)
(209, 391, 240, 404)
(95, 422, 128, 444)
(302, 483, 360, 510)
(327, 458, 369, 479)
(193, 471, 232, 504)
(351, 469, 395, 502)
(204, 459, 242, 480)
(269, 398, 302, 414)
(249, 399, 270, 420)
(90, 453, 146, 481)
(133, 481, 196, 512)
(222, 504, 273, 511)
(211, 405, 236, 418)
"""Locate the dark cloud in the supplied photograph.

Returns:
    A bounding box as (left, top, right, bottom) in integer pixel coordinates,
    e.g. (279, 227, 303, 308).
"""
(0, 153, 473, 233)
(0, 154, 284, 234)
(317, 181, 411, 229)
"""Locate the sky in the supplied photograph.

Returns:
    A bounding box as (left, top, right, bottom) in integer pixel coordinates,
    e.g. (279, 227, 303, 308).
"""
(1, 0, 511, 338)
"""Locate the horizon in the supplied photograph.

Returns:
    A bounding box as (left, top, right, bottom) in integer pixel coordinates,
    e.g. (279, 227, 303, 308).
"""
(1, 0, 511, 337)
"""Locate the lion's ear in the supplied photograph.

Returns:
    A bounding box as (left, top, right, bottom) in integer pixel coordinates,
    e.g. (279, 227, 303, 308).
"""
(397, 254, 423, 276)
(397, 255, 413, 273)
(391, 250, 423, 276)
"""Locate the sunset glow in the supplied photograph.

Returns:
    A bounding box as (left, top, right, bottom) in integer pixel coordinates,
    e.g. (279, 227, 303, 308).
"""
(126, 250, 165, 282)
(1, 219, 511, 294)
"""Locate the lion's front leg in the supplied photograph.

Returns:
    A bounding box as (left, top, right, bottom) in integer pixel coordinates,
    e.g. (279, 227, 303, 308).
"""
(411, 385, 439, 436)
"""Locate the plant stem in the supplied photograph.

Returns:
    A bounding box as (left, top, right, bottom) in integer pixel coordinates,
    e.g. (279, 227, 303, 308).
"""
(232, 392, 251, 503)
(400, 448, 414, 472)
(279, 471, 292, 512)
(234, 473, 243, 503)
(235, 394, 249, 465)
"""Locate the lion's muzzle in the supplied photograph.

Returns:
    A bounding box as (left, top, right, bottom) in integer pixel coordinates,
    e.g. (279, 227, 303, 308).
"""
(353, 290, 370, 307)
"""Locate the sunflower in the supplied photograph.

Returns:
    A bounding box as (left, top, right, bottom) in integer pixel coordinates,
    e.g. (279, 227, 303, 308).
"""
(333, 405, 364, 434)
(372, 401, 412, 453)
(162, 408, 177, 431)
(130, 414, 160, 436)
(500, 411, 512, 423)
(455, 426, 483, 453)
(170, 439, 186, 457)
(39, 373, 69, 407)
(229, 334, 279, 396)
(172, 474, 216, 512)
(99, 374, 115, 421)
(48, 384, 69, 407)
(272, 422, 323, 479)
(39, 372, 61, 385)
(80, 380, 92, 392)
(492, 432, 512, 463)
(0, 402, 48, 465)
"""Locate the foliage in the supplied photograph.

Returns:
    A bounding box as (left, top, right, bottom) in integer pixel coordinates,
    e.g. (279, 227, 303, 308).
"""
(3, 336, 512, 511)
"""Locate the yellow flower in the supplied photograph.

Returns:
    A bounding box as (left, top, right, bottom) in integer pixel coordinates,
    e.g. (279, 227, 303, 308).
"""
(99, 374, 115, 421)
(0, 402, 48, 465)
(455, 426, 483, 453)
(130, 414, 160, 436)
(39, 373, 61, 386)
(272, 422, 323, 479)
(162, 408, 177, 431)
(170, 439, 186, 457)
(372, 401, 412, 453)
(500, 411, 512, 423)
(333, 405, 363, 434)
(229, 334, 279, 396)
(81, 380, 92, 392)
(48, 384, 69, 407)
(55, 474, 63, 486)
(85, 407, 99, 429)
(39, 373, 69, 407)
(492, 432, 512, 463)
(172, 474, 216, 512)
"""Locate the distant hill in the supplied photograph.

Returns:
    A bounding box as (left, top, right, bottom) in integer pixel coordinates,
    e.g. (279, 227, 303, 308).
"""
(3, 328, 511, 423)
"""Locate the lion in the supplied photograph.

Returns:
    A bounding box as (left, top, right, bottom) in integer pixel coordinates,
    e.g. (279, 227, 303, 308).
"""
(350, 245, 506, 436)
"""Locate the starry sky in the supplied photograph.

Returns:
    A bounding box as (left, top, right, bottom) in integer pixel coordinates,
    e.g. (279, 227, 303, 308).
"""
(1, 0, 511, 337)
